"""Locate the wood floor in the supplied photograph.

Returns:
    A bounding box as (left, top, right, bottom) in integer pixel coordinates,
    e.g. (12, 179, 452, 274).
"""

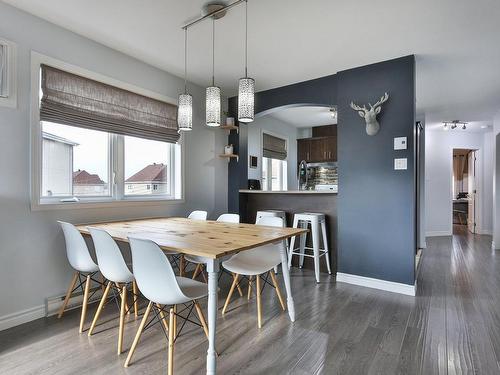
(1, 229, 499, 374)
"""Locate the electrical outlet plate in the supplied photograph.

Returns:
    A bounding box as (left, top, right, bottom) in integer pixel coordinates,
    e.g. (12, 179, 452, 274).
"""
(394, 158, 407, 170)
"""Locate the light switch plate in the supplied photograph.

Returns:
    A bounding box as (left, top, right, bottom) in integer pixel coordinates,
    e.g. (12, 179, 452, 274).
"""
(394, 158, 407, 170)
(394, 137, 407, 150)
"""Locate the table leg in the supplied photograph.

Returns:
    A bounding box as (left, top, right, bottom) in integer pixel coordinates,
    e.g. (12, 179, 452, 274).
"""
(279, 239, 295, 322)
(206, 259, 220, 375)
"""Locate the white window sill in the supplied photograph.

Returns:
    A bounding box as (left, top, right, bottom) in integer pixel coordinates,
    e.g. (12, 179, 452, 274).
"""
(31, 197, 185, 211)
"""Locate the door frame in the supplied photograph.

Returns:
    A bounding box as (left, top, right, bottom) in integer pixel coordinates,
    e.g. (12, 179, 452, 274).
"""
(450, 147, 482, 234)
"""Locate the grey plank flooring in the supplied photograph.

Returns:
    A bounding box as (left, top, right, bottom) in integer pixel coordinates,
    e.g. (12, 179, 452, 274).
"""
(1, 226, 500, 374)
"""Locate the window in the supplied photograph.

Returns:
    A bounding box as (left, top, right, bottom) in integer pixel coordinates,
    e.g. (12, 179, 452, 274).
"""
(262, 132, 288, 191)
(32, 58, 182, 207)
(262, 157, 287, 191)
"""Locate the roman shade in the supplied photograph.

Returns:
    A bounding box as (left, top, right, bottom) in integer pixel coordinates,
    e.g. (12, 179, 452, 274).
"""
(263, 133, 287, 160)
(40, 64, 179, 143)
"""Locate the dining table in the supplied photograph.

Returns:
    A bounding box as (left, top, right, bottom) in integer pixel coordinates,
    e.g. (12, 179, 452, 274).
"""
(76, 217, 307, 374)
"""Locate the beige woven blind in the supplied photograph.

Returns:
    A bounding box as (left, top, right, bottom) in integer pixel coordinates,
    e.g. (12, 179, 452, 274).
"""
(40, 65, 179, 143)
(263, 133, 287, 160)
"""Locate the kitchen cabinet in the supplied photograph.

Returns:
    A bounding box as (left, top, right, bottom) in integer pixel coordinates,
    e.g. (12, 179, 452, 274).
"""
(297, 136, 337, 163)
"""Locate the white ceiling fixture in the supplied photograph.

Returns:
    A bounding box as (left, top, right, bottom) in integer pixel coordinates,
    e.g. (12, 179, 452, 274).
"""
(268, 105, 338, 128)
(443, 120, 467, 131)
(5, 0, 500, 127)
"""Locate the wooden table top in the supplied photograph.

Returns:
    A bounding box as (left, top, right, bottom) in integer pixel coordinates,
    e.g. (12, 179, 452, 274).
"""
(76, 217, 307, 259)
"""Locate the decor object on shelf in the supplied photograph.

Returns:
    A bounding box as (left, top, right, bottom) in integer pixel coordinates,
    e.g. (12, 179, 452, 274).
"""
(206, 18, 221, 127)
(350, 92, 389, 136)
(249, 155, 257, 169)
(238, 0, 255, 123)
(224, 144, 234, 155)
(226, 116, 235, 126)
(177, 28, 193, 131)
(443, 120, 467, 131)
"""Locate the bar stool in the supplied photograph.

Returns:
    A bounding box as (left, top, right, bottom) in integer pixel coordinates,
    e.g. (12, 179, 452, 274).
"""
(288, 212, 331, 283)
(255, 210, 287, 274)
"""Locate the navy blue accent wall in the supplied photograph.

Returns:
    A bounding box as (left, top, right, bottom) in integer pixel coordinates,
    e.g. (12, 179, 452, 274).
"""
(228, 55, 416, 285)
(337, 56, 416, 285)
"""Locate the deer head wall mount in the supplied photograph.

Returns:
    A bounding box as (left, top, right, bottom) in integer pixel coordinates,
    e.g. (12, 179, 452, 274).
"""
(350, 92, 389, 136)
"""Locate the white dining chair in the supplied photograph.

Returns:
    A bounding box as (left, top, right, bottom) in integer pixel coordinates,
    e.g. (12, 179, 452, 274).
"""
(188, 210, 208, 220)
(187, 213, 240, 284)
(57, 221, 102, 333)
(221, 216, 286, 328)
(87, 227, 140, 355)
(124, 237, 210, 374)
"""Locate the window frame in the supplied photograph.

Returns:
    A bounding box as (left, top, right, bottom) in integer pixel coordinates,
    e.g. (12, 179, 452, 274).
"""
(30, 52, 185, 211)
(261, 130, 288, 191)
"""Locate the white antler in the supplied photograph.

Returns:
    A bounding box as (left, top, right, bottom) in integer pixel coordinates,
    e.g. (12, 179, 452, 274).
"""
(369, 92, 389, 109)
(350, 101, 368, 114)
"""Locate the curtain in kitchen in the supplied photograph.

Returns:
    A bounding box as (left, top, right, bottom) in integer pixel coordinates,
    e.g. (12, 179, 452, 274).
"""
(263, 133, 287, 160)
(40, 64, 179, 143)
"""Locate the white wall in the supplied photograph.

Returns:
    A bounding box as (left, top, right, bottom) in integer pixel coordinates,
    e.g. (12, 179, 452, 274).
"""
(0, 3, 227, 328)
(425, 130, 494, 236)
(244, 116, 299, 189)
(493, 112, 500, 248)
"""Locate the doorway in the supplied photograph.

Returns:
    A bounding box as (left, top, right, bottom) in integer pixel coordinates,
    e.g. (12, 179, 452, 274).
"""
(452, 148, 477, 234)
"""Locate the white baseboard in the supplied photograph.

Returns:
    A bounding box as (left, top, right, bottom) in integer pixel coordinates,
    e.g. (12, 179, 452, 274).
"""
(336, 272, 416, 296)
(478, 229, 493, 236)
(0, 304, 45, 332)
(426, 230, 452, 237)
(0, 287, 104, 332)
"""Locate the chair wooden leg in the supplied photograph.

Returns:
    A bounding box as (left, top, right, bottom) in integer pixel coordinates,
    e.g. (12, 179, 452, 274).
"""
(233, 273, 244, 297)
(192, 264, 202, 280)
(247, 276, 253, 300)
(256, 274, 262, 328)
(58, 271, 79, 319)
(79, 275, 91, 333)
(194, 300, 209, 339)
(179, 255, 185, 277)
(132, 281, 139, 318)
(270, 271, 286, 311)
(156, 304, 170, 332)
(173, 305, 177, 338)
(168, 307, 175, 375)
(100, 274, 106, 293)
(118, 285, 127, 355)
(201, 268, 208, 283)
(124, 301, 153, 367)
(222, 273, 239, 315)
(88, 281, 112, 336)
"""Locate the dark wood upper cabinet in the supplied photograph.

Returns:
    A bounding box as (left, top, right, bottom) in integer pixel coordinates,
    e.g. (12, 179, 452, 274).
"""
(312, 125, 337, 138)
(297, 135, 337, 163)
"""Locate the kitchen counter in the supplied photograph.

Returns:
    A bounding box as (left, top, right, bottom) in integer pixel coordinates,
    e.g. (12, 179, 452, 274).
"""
(239, 189, 337, 194)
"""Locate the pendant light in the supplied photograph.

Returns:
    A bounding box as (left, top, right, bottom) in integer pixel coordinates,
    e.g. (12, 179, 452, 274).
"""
(206, 18, 221, 127)
(238, 0, 255, 123)
(178, 28, 193, 131)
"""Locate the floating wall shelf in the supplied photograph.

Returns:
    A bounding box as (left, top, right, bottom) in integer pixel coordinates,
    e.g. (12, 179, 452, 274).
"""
(219, 154, 239, 162)
(220, 125, 239, 134)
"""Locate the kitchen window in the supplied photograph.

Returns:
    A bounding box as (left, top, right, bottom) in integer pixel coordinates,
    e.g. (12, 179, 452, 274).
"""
(32, 57, 182, 208)
(262, 132, 288, 191)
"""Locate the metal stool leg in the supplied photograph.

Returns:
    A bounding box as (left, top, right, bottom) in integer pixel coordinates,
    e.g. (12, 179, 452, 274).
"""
(299, 221, 307, 268)
(311, 218, 320, 283)
(321, 220, 332, 275)
(288, 215, 299, 269)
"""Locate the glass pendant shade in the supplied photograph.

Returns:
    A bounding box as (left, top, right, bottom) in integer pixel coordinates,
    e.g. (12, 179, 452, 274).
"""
(177, 93, 193, 131)
(206, 86, 221, 127)
(238, 77, 255, 123)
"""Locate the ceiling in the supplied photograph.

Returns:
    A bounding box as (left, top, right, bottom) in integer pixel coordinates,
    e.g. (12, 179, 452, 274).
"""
(268, 106, 337, 128)
(4, 0, 500, 129)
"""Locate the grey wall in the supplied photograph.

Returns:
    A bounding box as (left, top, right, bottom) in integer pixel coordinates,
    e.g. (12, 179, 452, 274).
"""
(0, 2, 227, 323)
(337, 56, 416, 285)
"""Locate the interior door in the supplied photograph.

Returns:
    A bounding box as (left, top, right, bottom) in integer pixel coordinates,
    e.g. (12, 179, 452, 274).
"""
(467, 151, 476, 233)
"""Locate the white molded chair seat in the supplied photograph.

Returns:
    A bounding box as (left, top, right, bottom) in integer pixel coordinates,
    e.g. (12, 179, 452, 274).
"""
(89, 227, 134, 284)
(222, 244, 281, 276)
(188, 210, 208, 220)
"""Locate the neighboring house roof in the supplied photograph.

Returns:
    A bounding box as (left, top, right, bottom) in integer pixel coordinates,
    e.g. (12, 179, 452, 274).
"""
(42, 131, 79, 146)
(125, 163, 167, 183)
(73, 170, 105, 185)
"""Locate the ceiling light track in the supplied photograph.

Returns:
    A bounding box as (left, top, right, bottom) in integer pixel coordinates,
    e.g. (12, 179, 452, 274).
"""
(182, 0, 246, 30)
(443, 120, 467, 131)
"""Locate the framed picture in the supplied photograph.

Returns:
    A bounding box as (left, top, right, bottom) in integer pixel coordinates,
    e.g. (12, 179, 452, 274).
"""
(249, 155, 258, 169)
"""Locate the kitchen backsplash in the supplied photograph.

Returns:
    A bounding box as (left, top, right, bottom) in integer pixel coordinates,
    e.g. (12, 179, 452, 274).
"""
(307, 165, 338, 188)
